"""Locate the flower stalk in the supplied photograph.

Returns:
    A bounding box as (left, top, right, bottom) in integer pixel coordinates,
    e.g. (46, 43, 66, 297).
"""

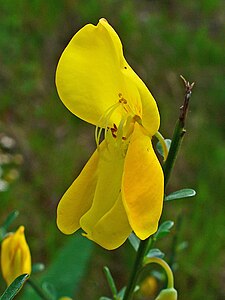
(27, 279, 53, 300)
(143, 257, 174, 289)
(122, 76, 194, 300)
(163, 76, 195, 186)
(123, 238, 149, 300)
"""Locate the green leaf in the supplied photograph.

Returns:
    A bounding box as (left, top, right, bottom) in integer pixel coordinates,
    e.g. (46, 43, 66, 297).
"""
(165, 189, 196, 201)
(2, 210, 19, 229)
(0, 211, 19, 241)
(146, 248, 165, 259)
(117, 287, 126, 298)
(128, 232, 140, 251)
(117, 286, 139, 299)
(154, 221, 174, 240)
(0, 274, 29, 300)
(103, 266, 117, 297)
(21, 232, 93, 299)
(99, 297, 112, 300)
(156, 139, 171, 158)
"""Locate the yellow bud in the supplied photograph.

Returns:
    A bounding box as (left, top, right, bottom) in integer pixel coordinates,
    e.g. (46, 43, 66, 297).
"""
(140, 275, 158, 297)
(1, 226, 31, 286)
(58, 297, 73, 300)
(155, 288, 177, 300)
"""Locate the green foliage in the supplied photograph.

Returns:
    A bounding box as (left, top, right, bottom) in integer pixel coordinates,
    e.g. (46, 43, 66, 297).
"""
(128, 233, 140, 252)
(154, 221, 174, 240)
(21, 234, 93, 299)
(156, 139, 171, 158)
(165, 189, 196, 201)
(0, 274, 29, 300)
(0, 211, 19, 241)
(146, 249, 165, 259)
(103, 266, 118, 299)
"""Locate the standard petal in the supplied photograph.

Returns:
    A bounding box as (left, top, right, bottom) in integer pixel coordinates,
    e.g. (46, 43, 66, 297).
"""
(80, 142, 125, 237)
(57, 146, 100, 234)
(56, 19, 142, 128)
(56, 19, 124, 126)
(85, 195, 132, 250)
(122, 123, 164, 240)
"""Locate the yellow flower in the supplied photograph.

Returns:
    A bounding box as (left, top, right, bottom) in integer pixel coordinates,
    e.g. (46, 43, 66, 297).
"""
(140, 275, 158, 297)
(1, 226, 31, 285)
(56, 18, 164, 250)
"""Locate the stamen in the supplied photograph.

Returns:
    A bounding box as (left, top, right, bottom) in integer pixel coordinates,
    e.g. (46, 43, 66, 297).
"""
(95, 102, 120, 148)
(116, 117, 126, 141)
(95, 93, 142, 155)
(95, 126, 104, 149)
(110, 123, 118, 138)
(118, 93, 138, 117)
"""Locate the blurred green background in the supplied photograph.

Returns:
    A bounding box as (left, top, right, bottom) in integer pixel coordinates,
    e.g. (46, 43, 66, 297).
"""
(0, 0, 224, 299)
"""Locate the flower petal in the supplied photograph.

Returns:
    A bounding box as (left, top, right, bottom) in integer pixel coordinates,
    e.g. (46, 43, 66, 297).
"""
(122, 123, 164, 239)
(57, 146, 100, 234)
(56, 19, 124, 126)
(56, 19, 142, 127)
(85, 195, 132, 250)
(80, 142, 124, 237)
(121, 60, 160, 136)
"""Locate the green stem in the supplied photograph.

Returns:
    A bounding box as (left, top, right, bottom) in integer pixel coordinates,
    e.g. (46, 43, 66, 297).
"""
(123, 239, 149, 300)
(27, 279, 52, 300)
(122, 76, 194, 300)
(143, 257, 174, 289)
(163, 119, 186, 186)
(163, 76, 194, 186)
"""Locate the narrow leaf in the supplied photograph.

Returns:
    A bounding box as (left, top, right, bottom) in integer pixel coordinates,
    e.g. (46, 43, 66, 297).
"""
(154, 221, 174, 240)
(2, 211, 19, 229)
(156, 139, 171, 158)
(165, 189, 196, 201)
(117, 287, 126, 298)
(0, 211, 19, 241)
(146, 248, 165, 259)
(103, 266, 117, 297)
(0, 274, 29, 300)
(128, 232, 140, 251)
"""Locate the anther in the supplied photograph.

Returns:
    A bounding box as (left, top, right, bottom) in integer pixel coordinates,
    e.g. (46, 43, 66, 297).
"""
(118, 93, 127, 104)
(110, 128, 117, 138)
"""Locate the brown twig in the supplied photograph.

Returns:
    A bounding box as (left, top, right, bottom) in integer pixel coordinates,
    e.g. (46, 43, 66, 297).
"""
(179, 75, 195, 127)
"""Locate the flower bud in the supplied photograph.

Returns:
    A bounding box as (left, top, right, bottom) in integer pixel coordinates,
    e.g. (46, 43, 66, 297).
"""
(155, 287, 177, 300)
(1, 226, 31, 285)
(58, 298, 73, 300)
(140, 275, 158, 297)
